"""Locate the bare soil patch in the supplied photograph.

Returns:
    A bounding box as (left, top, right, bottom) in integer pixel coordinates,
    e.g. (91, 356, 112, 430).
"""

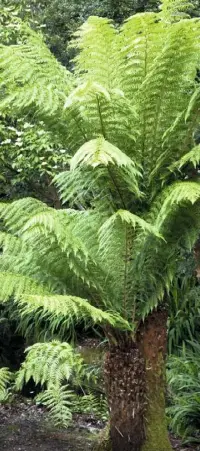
(0, 400, 198, 451)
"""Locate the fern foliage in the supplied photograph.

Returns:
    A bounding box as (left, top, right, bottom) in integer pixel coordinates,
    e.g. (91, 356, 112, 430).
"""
(15, 341, 81, 426)
(15, 340, 106, 426)
(36, 386, 75, 427)
(1, 1, 200, 333)
(15, 341, 83, 388)
(0, 367, 13, 402)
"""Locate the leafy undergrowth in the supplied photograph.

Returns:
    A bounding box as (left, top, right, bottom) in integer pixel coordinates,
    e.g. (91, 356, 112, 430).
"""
(0, 398, 199, 451)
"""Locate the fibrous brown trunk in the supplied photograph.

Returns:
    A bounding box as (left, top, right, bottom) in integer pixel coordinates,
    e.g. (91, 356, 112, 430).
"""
(104, 340, 146, 451)
(101, 308, 172, 451)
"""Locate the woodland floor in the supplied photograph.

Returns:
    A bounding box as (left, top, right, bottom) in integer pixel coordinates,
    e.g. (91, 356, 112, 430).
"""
(0, 399, 198, 451)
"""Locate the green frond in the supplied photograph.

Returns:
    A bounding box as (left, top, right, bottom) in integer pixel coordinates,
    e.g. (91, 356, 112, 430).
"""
(170, 145, 200, 171)
(71, 16, 118, 89)
(133, 18, 200, 181)
(36, 385, 74, 427)
(54, 166, 106, 205)
(65, 81, 111, 108)
(64, 77, 139, 154)
(15, 341, 82, 389)
(119, 13, 165, 99)
(0, 27, 73, 126)
(0, 367, 13, 402)
(154, 181, 200, 230)
(70, 136, 138, 170)
(160, 0, 194, 22)
(15, 293, 130, 331)
(73, 394, 108, 420)
(0, 367, 12, 391)
(0, 231, 26, 256)
(167, 343, 200, 440)
(0, 199, 95, 288)
(185, 86, 200, 122)
(98, 209, 161, 254)
(0, 197, 52, 233)
(0, 272, 48, 302)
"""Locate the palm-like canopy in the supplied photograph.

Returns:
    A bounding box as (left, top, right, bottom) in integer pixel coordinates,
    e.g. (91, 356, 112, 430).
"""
(1, 2, 200, 337)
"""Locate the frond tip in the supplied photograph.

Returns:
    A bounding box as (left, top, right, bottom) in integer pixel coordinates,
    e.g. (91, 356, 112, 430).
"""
(70, 137, 137, 170)
(98, 209, 161, 254)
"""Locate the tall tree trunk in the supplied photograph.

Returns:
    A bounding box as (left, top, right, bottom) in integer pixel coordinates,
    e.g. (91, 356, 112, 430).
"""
(98, 308, 172, 451)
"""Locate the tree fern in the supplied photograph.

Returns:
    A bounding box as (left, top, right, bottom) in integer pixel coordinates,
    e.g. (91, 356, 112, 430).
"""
(1, 4, 200, 325)
(1, 4, 200, 443)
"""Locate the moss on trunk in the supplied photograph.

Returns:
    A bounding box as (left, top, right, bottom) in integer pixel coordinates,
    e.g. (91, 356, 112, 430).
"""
(139, 309, 172, 451)
(141, 355, 172, 451)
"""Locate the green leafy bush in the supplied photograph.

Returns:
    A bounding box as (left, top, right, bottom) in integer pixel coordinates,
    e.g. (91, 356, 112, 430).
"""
(167, 342, 200, 443)
(168, 253, 200, 354)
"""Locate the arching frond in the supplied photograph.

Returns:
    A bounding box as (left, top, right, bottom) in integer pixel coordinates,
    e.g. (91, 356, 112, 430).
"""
(98, 209, 161, 254)
(71, 16, 118, 89)
(14, 293, 130, 332)
(170, 145, 200, 171)
(0, 28, 73, 140)
(160, 0, 194, 22)
(119, 13, 165, 100)
(154, 182, 200, 230)
(0, 272, 48, 302)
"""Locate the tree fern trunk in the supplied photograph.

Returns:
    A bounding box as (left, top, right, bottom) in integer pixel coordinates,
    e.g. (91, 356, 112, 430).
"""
(138, 309, 172, 451)
(100, 309, 172, 451)
(104, 340, 146, 451)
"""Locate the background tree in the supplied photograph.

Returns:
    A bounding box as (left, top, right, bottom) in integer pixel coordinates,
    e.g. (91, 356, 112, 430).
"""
(0, 5, 69, 205)
(1, 0, 159, 66)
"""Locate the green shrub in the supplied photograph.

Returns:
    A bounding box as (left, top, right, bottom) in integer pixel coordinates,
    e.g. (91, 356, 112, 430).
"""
(167, 341, 200, 443)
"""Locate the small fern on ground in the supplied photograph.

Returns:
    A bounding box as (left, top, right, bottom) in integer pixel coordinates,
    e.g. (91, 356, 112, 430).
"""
(36, 385, 75, 427)
(72, 393, 108, 420)
(0, 367, 13, 402)
(15, 340, 106, 426)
